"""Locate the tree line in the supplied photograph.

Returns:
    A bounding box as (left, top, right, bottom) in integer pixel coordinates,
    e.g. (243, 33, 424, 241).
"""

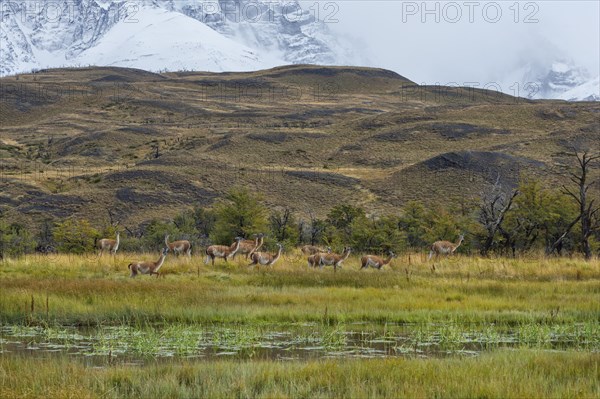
(1, 153, 598, 259)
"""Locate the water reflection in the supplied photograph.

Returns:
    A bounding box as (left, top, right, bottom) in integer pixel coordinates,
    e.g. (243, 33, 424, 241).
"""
(0, 322, 597, 363)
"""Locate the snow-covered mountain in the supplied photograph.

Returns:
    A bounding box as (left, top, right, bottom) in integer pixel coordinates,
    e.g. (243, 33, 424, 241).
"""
(73, 7, 267, 72)
(1, 1, 597, 102)
(557, 76, 600, 102)
(502, 60, 599, 101)
(0, 0, 357, 75)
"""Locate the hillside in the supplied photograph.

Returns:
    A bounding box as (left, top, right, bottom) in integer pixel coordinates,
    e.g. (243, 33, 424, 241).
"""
(0, 65, 598, 230)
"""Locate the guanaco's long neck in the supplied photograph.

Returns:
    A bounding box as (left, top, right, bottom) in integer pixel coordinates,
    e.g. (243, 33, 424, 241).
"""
(341, 250, 351, 261)
(115, 233, 120, 245)
(384, 255, 393, 265)
(250, 237, 259, 255)
(155, 254, 166, 270)
(454, 238, 463, 250)
(231, 240, 241, 255)
(165, 235, 170, 247)
(271, 247, 282, 264)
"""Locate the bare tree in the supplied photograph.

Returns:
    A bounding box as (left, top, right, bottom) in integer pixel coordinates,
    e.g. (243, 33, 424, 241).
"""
(302, 211, 326, 246)
(270, 207, 294, 243)
(150, 142, 160, 159)
(546, 214, 581, 256)
(561, 151, 600, 260)
(478, 177, 519, 256)
(106, 208, 118, 226)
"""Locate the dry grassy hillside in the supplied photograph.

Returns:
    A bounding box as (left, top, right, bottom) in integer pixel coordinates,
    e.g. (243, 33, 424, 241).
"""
(0, 65, 598, 229)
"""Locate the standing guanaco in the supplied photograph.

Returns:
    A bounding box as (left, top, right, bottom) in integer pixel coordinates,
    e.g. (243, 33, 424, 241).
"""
(128, 248, 169, 278)
(428, 235, 464, 261)
(165, 234, 192, 257)
(235, 233, 264, 260)
(97, 231, 120, 256)
(248, 243, 283, 268)
(205, 237, 242, 266)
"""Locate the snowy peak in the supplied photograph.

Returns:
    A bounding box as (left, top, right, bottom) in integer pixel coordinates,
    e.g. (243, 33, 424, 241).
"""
(557, 76, 600, 102)
(544, 61, 589, 93)
(505, 59, 599, 101)
(540, 61, 600, 101)
(73, 7, 269, 72)
(0, 0, 350, 76)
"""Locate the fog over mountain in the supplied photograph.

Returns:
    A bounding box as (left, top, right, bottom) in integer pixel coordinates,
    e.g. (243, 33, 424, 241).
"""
(322, 1, 599, 101)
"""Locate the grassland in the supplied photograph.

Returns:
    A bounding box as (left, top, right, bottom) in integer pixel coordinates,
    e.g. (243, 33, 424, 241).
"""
(1, 253, 598, 325)
(0, 253, 600, 398)
(1, 253, 599, 397)
(1, 351, 598, 398)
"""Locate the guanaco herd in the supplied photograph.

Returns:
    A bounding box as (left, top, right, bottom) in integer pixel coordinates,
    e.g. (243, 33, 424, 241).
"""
(96, 231, 465, 278)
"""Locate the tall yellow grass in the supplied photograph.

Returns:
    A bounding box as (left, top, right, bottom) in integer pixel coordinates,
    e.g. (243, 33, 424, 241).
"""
(0, 252, 598, 325)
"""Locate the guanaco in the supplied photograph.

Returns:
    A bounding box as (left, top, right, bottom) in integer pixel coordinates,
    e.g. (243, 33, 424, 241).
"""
(236, 233, 264, 260)
(97, 231, 120, 256)
(360, 251, 396, 270)
(428, 235, 464, 261)
(128, 248, 169, 278)
(315, 247, 352, 271)
(205, 237, 242, 266)
(165, 234, 192, 257)
(307, 246, 332, 267)
(248, 243, 283, 268)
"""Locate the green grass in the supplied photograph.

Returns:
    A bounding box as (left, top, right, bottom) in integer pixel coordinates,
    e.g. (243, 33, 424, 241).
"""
(1, 253, 599, 397)
(1, 351, 598, 398)
(1, 253, 598, 326)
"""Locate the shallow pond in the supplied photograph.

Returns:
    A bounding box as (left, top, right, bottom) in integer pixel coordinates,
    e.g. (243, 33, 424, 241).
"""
(1, 322, 597, 364)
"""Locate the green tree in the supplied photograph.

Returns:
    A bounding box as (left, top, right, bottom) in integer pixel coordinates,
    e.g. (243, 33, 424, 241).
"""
(422, 206, 464, 246)
(350, 215, 405, 254)
(52, 218, 98, 254)
(173, 210, 200, 239)
(504, 180, 578, 255)
(326, 204, 366, 244)
(210, 188, 268, 244)
(542, 189, 579, 255)
(140, 219, 180, 251)
(398, 201, 430, 249)
(398, 201, 470, 252)
(0, 222, 36, 257)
